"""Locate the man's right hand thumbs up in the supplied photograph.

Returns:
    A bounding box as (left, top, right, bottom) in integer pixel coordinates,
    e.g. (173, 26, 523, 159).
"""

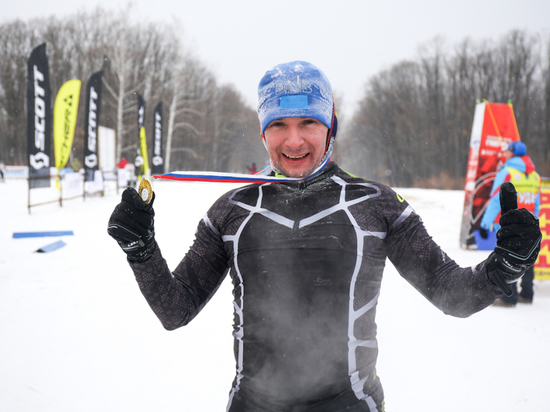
(486, 182, 542, 296)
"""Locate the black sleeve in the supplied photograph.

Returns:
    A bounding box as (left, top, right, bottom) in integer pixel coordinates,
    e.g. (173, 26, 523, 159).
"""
(384, 195, 502, 318)
(128, 199, 231, 330)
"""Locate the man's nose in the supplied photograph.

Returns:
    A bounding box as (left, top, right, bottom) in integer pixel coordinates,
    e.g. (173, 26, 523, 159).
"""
(284, 126, 304, 148)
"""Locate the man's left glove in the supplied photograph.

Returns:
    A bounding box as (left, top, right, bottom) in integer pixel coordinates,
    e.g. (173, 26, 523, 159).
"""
(486, 182, 542, 296)
(107, 187, 157, 263)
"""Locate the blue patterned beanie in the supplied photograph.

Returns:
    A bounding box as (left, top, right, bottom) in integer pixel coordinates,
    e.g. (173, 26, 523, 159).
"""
(257, 61, 334, 135)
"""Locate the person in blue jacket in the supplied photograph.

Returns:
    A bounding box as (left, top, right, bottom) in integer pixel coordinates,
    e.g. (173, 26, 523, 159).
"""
(480, 141, 541, 306)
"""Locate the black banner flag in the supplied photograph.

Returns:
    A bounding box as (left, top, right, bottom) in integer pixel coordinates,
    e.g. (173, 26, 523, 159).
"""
(27, 43, 52, 188)
(151, 102, 164, 175)
(83, 71, 103, 181)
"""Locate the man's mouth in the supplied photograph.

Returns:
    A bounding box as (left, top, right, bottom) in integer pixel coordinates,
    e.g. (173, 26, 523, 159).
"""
(283, 153, 309, 160)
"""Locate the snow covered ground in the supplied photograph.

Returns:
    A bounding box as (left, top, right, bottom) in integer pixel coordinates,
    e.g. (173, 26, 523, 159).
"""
(1, 177, 549, 411)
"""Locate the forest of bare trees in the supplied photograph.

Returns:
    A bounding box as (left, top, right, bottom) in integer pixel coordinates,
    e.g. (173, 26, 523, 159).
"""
(0, 12, 548, 187)
(0, 8, 265, 174)
(337, 30, 550, 188)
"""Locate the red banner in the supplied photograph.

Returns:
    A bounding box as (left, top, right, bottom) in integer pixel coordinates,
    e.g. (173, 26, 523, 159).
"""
(460, 102, 520, 249)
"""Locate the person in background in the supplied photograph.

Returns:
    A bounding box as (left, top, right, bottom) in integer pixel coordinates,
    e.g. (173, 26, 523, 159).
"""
(108, 61, 541, 411)
(246, 162, 257, 174)
(480, 141, 541, 307)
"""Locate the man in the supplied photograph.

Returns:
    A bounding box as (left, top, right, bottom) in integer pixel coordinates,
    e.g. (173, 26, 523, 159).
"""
(480, 141, 541, 306)
(108, 61, 541, 411)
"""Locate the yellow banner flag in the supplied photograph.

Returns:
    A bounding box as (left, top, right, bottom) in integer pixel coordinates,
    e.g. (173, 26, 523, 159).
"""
(54, 79, 81, 171)
(139, 126, 150, 179)
(535, 176, 550, 280)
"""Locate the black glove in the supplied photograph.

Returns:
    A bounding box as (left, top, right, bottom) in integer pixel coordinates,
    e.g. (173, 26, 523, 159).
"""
(486, 182, 541, 296)
(479, 227, 489, 239)
(107, 187, 157, 263)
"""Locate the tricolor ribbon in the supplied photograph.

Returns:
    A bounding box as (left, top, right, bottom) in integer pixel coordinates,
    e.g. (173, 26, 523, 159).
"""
(154, 157, 331, 184)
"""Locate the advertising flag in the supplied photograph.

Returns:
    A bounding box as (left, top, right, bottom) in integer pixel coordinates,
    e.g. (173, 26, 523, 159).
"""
(54, 79, 81, 174)
(534, 176, 550, 280)
(83, 71, 103, 181)
(135, 94, 149, 180)
(151, 102, 164, 175)
(27, 43, 52, 188)
(459, 101, 521, 249)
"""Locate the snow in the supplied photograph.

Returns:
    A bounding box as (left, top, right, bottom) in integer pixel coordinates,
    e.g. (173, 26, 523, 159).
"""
(1, 178, 549, 411)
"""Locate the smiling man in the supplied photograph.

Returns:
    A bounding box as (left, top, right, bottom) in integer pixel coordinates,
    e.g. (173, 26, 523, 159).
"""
(263, 117, 327, 177)
(258, 61, 336, 179)
(108, 61, 541, 412)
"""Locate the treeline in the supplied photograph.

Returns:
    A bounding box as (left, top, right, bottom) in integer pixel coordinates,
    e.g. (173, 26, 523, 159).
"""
(337, 31, 550, 188)
(0, 8, 265, 173)
(2, 16, 549, 186)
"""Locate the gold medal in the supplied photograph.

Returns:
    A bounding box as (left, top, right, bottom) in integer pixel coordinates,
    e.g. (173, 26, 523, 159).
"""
(138, 178, 153, 205)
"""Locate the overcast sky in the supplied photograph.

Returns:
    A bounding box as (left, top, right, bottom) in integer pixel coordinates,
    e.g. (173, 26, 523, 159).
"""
(4, 0, 550, 116)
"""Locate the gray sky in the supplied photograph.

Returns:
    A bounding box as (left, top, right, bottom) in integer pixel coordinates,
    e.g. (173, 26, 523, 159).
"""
(4, 0, 550, 116)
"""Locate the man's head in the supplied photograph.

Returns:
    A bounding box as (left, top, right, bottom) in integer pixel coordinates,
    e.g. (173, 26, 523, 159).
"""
(503, 141, 527, 160)
(257, 61, 337, 177)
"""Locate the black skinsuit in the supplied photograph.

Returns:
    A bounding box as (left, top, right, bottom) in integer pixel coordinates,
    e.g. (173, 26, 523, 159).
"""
(128, 163, 502, 411)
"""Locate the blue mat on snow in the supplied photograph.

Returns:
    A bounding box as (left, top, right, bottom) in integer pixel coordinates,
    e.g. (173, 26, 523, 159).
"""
(13, 231, 74, 239)
(36, 240, 67, 253)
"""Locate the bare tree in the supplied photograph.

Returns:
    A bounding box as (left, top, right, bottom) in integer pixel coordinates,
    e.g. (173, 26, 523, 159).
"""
(418, 37, 447, 177)
(445, 39, 478, 179)
(100, 14, 153, 162)
(0, 20, 33, 165)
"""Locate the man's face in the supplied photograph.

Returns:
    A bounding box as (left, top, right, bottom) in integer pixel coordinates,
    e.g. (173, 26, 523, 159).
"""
(263, 117, 329, 178)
